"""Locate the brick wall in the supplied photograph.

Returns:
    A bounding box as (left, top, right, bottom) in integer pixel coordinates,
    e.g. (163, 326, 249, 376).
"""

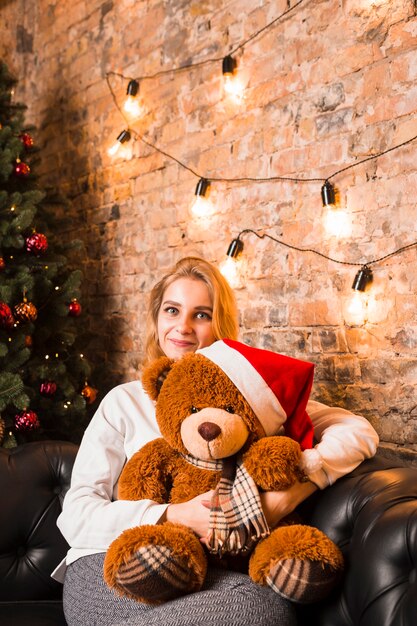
(1, 0, 417, 460)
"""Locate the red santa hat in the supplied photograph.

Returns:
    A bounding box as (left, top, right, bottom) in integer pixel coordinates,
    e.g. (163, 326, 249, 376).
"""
(197, 338, 315, 450)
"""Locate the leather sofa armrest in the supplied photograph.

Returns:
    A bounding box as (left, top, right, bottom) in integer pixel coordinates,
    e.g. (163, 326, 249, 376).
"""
(298, 455, 417, 626)
(0, 440, 78, 602)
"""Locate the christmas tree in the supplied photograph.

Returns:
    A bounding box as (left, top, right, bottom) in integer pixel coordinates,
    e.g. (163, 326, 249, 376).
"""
(0, 61, 97, 448)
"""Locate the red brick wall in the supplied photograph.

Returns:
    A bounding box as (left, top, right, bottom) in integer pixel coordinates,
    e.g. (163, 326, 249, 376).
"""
(2, 0, 417, 457)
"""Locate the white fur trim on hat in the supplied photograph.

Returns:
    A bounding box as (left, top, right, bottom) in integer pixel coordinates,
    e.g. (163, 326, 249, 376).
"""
(197, 340, 287, 436)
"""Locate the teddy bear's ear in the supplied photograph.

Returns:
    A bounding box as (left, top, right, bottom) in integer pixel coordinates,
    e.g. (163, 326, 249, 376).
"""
(141, 356, 175, 400)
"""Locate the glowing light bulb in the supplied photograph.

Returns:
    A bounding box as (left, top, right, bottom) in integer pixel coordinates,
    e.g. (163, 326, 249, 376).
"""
(219, 238, 244, 288)
(324, 207, 352, 237)
(222, 55, 244, 102)
(108, 129, 131, 157)
(344, 291, 368, 326)
(123, 80, 142, 118)
(343, 266, 373, 326)
(190, 178, 213, 217)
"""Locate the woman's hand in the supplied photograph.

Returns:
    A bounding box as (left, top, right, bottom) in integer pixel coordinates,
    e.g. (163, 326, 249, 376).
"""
(163, 490, 214, 538)
(260, 479, 318, 528)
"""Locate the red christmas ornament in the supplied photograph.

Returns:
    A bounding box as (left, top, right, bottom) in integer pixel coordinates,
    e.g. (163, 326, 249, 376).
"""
(0, 257, 5, 271)
(0, 302, 15, 329)
(14, 160, 31, 177)
(26, 232, 48, 255)
(68, 298, 82, 317)
(81, 382, 98, 405)
(19, 132, 34, 149)
(40, 380, 57, 397)
(25, 335, 33, 347)
(14, 409, 40, 432)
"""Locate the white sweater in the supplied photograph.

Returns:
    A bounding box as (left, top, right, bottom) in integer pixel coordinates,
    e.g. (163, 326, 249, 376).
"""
(52, 379, 379, 582)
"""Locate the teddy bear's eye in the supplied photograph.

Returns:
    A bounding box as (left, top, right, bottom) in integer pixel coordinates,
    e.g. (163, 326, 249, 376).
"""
(190, 406, 199, 414)
(224, 405, 234, 413)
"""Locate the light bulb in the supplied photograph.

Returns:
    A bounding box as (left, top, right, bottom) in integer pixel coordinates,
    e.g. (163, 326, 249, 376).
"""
(123, 80, 142, 118)
(190, 178, 213, 217)
(123, 96, 142, 118)
(324, 207, 352, 237)
(219, 238, 244, 288)
(222, 55, 244, 102)
(219, 256, 242, 288)
(108, 129, 131, 157)
(321, 181, 336, 209)
(344, 291, 368, 326)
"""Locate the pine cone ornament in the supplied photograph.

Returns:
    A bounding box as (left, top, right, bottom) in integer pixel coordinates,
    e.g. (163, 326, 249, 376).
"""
(40, 380, 57, 397)
(68, 298, 82, 317)
(15, 409, 40, 432)
(26, 232, 48, 254)
(0, 302, 15, 329)
(14, 297, 38, 322)
(81, 382, 98, 405)
(14, 159, 31, 177)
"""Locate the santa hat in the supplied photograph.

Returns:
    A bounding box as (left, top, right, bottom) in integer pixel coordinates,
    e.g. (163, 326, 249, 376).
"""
(197, 339, 315, 450)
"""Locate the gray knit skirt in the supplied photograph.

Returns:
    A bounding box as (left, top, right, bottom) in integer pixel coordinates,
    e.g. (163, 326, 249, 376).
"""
(63, 553, 297, 626)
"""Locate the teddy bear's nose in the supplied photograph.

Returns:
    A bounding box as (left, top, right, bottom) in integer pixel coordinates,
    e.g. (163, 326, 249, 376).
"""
(198, 421, 221, 441)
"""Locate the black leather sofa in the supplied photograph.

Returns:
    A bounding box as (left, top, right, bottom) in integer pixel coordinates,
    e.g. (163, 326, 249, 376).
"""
(1, 440, 416, 626)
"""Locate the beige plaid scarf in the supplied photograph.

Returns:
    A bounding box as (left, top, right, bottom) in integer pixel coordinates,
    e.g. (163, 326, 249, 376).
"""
(183, 453, 270, 557)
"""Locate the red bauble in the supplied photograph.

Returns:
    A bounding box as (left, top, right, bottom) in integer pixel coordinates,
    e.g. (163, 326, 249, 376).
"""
(25, 232, 48, 255)
(40, 380, 57, 397)
(0, 302, 15, 329)
(14, 409, 40, 432)
(68, 298, 82, 317)
(14, 160, 31, 177)
(19, 132, 34, 149)
(0, 257, 5, 271)
(81, 383, 98, 405)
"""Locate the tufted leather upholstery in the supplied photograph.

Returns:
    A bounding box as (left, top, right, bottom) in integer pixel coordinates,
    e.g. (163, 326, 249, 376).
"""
(0, 440, 78, 626)
(1, 441, 416, 626)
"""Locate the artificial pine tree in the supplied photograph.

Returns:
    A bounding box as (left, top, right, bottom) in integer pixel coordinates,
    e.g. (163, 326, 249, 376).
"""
(0, 61, 97, 448)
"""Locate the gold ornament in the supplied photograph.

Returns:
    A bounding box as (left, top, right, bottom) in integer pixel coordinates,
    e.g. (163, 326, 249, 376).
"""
(14, 297, 38, 322)
(81, 382, 98, 405)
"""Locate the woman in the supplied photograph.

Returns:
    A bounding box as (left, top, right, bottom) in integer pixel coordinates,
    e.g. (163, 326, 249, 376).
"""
(54, 256, 379, 626)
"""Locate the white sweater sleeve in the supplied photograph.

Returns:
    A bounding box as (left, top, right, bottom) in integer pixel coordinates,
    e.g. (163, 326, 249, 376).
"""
(300, 400, 379, 489)
(56, 381, 167, 552)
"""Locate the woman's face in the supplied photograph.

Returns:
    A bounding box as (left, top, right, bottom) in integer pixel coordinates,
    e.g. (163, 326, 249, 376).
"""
(157, 277, 216, 360)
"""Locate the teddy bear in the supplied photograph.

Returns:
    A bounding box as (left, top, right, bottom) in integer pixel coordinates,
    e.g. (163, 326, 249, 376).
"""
(104, 339, 343, 606)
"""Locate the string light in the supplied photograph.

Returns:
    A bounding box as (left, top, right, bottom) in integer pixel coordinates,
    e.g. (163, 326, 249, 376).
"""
(104, 2, 417, 295)
(343, 267, 373, 326)
(123, 80, 142, 118)
(190, 178, 212, 217)
(219, 238, 244, 287)
(108, 129, 131, 157)
(222, 55, 243, 101)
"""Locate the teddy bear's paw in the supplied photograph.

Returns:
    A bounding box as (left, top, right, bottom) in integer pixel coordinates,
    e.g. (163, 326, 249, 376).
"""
(248, 524, 343, 604)
(265, 556, 341, 604)
(104, 523, 207, 604)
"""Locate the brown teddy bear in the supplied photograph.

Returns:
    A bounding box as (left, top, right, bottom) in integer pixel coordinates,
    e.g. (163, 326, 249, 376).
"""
(104, 339, 343, 606)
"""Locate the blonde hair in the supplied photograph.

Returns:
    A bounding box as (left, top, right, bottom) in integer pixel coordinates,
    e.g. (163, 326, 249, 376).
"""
(144, 256, 239, 365)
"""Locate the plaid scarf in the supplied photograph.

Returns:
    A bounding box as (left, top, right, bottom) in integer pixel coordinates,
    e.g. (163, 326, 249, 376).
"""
(183, 453, 270, 557)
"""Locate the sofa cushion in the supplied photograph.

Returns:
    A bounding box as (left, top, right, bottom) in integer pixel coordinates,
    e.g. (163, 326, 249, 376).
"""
(0, 440, 78, 602)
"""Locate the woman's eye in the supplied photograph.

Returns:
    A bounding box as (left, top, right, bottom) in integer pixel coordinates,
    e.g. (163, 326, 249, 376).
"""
(190, 406, 199, 413)
(196, 311, 211, 320)
(165, 307, 178, 315)
(224, 405, 234, 413)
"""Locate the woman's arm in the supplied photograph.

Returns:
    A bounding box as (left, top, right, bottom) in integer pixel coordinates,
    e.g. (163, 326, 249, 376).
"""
(57, 381, 168, 551)
(261, 400, 379, 527)
(301, 400, 379, 489)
